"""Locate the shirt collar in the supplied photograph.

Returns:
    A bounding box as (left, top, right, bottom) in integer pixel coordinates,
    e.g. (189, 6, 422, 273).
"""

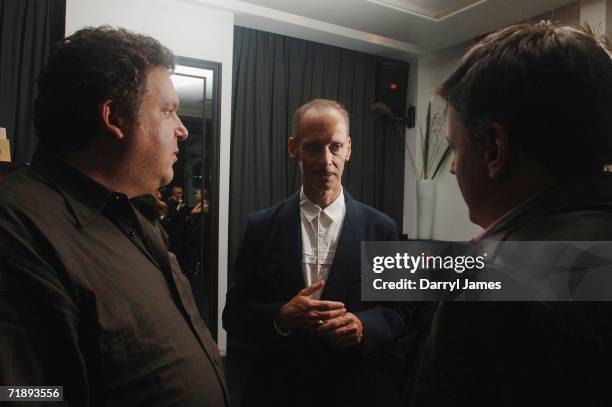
(299, 187, 345, 224)
(30, 150, 158, 226)
(471, 189, 545, 242)
(130, 194, 159, 223)
(31, 151, 113, 226)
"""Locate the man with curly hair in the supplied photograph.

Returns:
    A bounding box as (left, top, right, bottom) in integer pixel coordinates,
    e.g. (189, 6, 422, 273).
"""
(0, 26, 228, 406)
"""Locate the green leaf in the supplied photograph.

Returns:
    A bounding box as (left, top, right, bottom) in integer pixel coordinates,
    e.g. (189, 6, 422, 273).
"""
(423, 102, 432, 179)
(431, 145, 452, 179)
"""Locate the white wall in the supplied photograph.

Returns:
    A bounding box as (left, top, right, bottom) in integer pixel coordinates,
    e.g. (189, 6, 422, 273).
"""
(404, 0, 604, 241)
(66, 0, 234, 353)
(608, 0, 612, 35)
(581, 0, 612, 36)
(403, 40, 483, 241)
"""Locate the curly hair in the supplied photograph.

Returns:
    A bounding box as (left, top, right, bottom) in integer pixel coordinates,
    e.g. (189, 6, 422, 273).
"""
(34, 26, 175, 152)
(438, 22, 612, 175)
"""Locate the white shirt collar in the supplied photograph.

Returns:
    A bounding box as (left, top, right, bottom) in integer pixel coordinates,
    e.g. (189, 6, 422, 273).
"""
(299, 187, 345, 224)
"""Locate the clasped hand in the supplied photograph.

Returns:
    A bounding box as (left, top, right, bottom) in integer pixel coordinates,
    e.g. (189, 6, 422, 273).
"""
(276, 280, 364, 348)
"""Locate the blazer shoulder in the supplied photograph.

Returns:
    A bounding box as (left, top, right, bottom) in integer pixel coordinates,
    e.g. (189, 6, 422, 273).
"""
(244, 193, 299, 229)
(346, 196, 398, 239)
(351, 199, 396, 227)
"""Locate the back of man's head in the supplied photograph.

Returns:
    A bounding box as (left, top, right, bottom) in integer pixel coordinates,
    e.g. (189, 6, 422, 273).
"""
(34, 26, 175, 154)
(439, 22, 612, 176)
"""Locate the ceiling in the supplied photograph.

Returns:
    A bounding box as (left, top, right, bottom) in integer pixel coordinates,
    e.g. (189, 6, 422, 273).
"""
(222, 0, 578, 58)
(365, 0, 488, 20)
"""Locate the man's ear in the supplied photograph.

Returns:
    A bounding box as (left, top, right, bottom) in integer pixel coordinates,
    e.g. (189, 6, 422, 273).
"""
(100, 100, 129, 140)
(484, 122, 509, 179)
(345, 136, 352, 162)
(288, 137, 299, 160)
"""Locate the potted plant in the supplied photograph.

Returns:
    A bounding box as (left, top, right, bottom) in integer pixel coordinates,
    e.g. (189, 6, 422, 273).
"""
(371, 101, 451, 238)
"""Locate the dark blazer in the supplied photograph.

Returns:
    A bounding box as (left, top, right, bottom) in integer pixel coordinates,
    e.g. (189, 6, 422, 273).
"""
(409, 176, 612, 407)
(224, 191, 416, 407)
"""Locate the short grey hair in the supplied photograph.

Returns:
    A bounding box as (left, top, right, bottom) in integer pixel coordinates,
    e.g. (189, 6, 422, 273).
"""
(291, 98, 350, 141)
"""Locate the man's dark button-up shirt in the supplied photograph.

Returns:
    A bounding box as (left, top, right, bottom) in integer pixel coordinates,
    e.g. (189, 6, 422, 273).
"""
(0, 153, 228, 406)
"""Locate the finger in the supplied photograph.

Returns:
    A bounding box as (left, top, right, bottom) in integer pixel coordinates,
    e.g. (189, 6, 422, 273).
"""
(313, 308, 346, 320)
(324, 313, 352, 326)
(316, 317, 348, 333)
(304, 321, 323, 332)
(298, 317, 323, 332)
(298, 280, 325, 296)
(309, 300, 345, 311)
(318, 312, 361, 334)
(305, 310, 326, 321)
(331, 328, 362, 345)
(327, 324, 359, 339)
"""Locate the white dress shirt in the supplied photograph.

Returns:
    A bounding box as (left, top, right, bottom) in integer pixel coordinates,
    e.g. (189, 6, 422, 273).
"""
(299, 187, 346, 300)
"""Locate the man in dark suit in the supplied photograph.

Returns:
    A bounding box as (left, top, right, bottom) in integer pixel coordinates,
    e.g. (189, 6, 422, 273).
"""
(0, 27, 228, 406)
(223, 99, 415, 407)
(409, 22, 612, 406)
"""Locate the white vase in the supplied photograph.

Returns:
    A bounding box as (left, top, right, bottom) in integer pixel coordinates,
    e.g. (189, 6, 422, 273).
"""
(417, 179, 436, 239)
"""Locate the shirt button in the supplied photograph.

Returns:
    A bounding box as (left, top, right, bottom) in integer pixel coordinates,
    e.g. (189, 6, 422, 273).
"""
(128, 230, 137, 238)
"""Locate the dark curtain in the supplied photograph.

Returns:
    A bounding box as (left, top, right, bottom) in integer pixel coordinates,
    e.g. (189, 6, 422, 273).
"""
(229, 26, 406, 270)
(0, 0, 65, 163)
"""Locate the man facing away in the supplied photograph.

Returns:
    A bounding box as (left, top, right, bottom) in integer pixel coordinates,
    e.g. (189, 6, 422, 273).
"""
(224, 99, 418, 407)
(0, 26, 228, 406)
(409, 22, 612, 406)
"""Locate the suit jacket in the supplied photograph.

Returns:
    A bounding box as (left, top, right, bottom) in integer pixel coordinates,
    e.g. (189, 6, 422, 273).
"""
(223, 191, 417, 407)
(409, 176, 612, 407)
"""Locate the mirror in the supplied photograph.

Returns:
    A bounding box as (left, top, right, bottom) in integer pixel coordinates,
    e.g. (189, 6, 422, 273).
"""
(157, 56, 221, 337)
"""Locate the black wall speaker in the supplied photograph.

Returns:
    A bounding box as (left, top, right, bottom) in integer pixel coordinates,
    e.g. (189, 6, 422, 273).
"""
(376, 60, 410, 118)
(406, 105, 416, 129)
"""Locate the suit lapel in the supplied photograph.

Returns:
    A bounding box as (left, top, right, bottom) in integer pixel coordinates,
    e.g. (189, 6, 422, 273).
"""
(321, 192, 359, 301)
(276, 192, 305, 294)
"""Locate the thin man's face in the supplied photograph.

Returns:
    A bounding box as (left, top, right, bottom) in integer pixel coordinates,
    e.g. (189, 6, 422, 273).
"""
(290, 108, 351, 201)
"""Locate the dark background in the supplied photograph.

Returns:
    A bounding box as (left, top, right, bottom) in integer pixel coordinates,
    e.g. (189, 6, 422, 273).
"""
(229, 26, 407, 274)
